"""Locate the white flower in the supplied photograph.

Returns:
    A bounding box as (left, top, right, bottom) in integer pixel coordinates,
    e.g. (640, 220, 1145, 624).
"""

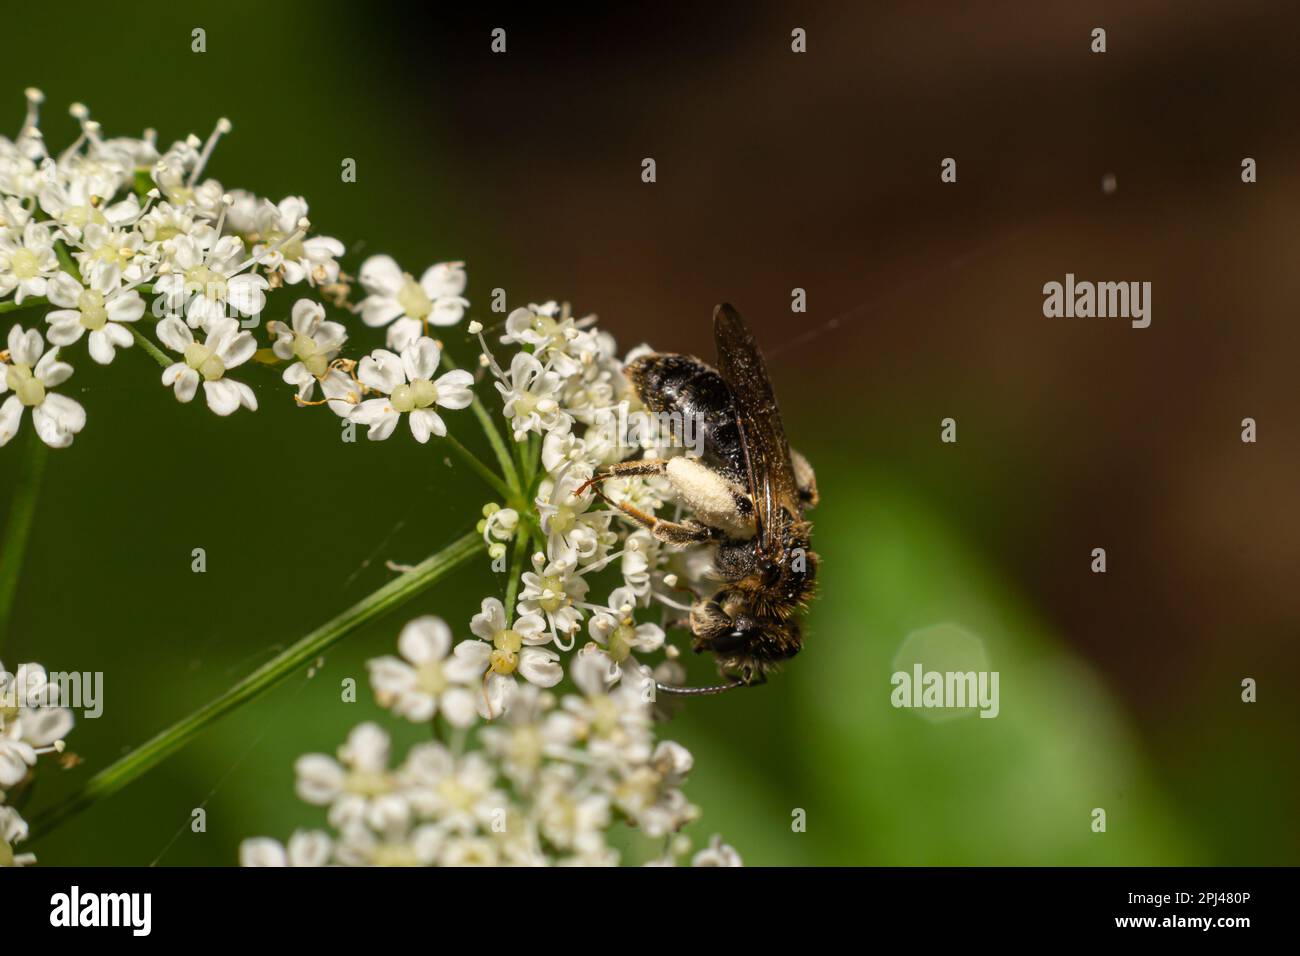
(137, 200, 195, 244)
(535, 763, 613, 859)
(618, 529, 659, 597)
(400, 742, 505, 835)
(452, 598, 560, 719)
(501, 302, 592, 377)
(0, 662, 75, 747)
(357, 255, 468, 350)
(367, 616, 480, 727)
(0, 661, 74, 789)
(150, 121, 229, 216)
(0, 326, 86, 448)
(317, 366, 362, 418)
(0, 805, 35, 867)
(156, 316, 258, 415)
(251, 196, 344, 287)
(0, 722, 36, 788)
(39, 173, 137, 241)
(495, 351, 568, 441)
(294, 722, 408, 831)
(587, 586, 665, 664)
(517, 553, 588, 647)
(334, 818, 443, 867)
(270, 298, 347, 400)
(154, 228, 268, 330)
(564, 650, 654, 766)
(44, 265, 145, 364)
(73, 222, 153, 285)
(350, 337, 474, 443)
(239, 830, 332, 867)
(536, 465, 606, 562)
(692, 834, 743, 867)
(478, 685, 569, 788)
(0, 221, 58, 303)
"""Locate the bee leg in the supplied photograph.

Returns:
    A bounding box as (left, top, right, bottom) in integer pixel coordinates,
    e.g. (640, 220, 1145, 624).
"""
(667, 576, 702, 600)
(587, 487, 714, 545)
(721, 665, 768, 687)
(573, 458, 674, 497)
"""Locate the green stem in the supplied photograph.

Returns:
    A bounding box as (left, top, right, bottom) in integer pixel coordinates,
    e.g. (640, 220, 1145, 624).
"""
(0, 430, 48, 653)
(503, 528, 529, 617)
(132, 168, 153, 198)
(129, 326, 172, 370)
(442, 432, 512, 501)
(440, 351, 520, 494)
(0, 296, 48, 315)
(54, 242, 82, 283)
(469, 393, 520, 492)
(30, 529, 483, 838)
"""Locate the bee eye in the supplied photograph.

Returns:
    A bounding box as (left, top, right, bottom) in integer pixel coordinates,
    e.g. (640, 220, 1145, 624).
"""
(711, 628, 749, 652)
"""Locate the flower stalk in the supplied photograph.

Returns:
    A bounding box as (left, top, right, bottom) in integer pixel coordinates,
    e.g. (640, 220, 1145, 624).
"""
(0, 430, 47, 652)
(30, 529, 483, 838)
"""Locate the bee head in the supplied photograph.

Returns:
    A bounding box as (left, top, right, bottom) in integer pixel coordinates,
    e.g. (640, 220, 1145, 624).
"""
(694, 600, 801, 665)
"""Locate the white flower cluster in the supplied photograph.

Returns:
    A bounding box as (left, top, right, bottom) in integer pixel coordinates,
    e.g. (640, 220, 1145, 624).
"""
(4, 92, 739, 866)
(235, 298, 746, 865)
(241, 619, 737, 867)
(0, 89, 469, 442)
(0, 661, 75, 867)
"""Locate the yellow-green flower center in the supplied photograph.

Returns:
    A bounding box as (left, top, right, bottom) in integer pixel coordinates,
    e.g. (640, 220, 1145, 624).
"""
(489, 629, 524, 675)
(183, 343, 226, 382)
(389, 378, 437, 414)
(63, 205, 104, 230)
(5, 364, 45, 407)
(10, 248, 39, 280)
(91, 242, 128, 269)
(537, 575, 567, 613)
(532, 315, 556, 334)
(437, 777, 476, 812)
(370, 844, 420, 867)
(344, 769, 393, 798)
(415, 659, 448, 696)
(607, 620, 636, 662)
(396, 274, 432, 320)
(548, 507, 575, 535)
(512, 392, 539, 416)
(265, 231, 305, 263)
(293, 332, 329, 376)
(185, 264, 227, 300)
(590, 695, 620, 737)
(507, 726, 543, 774)
(77, 289, 108, 331)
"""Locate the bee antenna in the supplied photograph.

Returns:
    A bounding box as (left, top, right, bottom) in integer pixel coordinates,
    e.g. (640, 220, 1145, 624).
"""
(655, 680, 746, 698)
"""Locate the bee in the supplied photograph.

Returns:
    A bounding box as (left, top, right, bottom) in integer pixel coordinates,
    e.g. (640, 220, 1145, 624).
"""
(576, 304, 818, 696)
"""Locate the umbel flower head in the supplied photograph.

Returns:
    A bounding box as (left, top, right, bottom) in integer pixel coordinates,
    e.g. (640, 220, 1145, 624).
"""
(0, 325, 84, 448)
(3, 91, 743, 866)
(0, 658, 76, 866)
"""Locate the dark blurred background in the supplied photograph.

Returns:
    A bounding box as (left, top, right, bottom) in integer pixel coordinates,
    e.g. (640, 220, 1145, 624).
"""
(2, 1, 1296, 865)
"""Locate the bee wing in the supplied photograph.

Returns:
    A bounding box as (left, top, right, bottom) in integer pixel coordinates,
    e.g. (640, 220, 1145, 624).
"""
(713, 303, 800, 558)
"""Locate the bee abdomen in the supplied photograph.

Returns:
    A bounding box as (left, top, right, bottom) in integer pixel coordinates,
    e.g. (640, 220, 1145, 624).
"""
(627, 353, 745, 480)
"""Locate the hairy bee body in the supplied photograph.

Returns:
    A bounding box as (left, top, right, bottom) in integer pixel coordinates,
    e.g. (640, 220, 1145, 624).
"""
(627, 353, 748, 485)
(586, 306, 818, 689)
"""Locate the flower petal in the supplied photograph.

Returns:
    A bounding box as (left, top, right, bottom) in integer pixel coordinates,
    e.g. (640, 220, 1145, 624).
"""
(398, 616, 452, 664)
